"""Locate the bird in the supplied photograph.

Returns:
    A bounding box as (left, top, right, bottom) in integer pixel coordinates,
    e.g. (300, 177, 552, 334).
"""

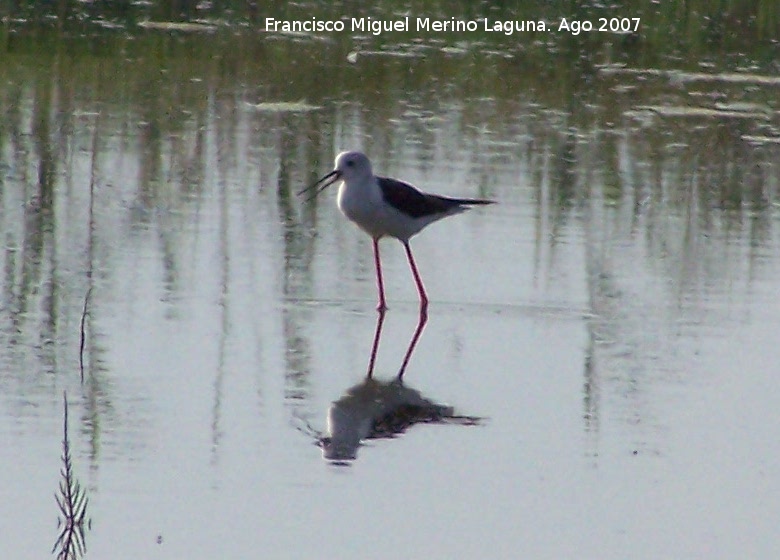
(299, 151, 494, 313)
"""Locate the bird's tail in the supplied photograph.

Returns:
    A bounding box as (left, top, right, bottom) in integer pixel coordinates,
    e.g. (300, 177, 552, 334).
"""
(451, 198, 495, 207)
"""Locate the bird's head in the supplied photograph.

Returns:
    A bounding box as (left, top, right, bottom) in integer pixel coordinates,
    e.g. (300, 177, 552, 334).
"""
(333, 151, 373, 182)
(298, 151, 373, 201)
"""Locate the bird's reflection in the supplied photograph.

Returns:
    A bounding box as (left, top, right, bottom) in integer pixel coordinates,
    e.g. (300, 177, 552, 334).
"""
(306, 309, 481, 464)
(367, 305, 427, 380)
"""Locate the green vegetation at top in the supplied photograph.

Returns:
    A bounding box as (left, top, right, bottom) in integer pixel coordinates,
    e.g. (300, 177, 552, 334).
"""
(1, 0, 778, 52)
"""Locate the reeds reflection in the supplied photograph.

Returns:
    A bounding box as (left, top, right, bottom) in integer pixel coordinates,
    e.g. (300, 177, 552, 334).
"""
(0, 3, 777, 512)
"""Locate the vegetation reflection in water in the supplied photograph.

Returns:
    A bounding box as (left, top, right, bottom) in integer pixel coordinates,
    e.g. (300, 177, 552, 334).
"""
(1, 2, 778, 435)
(0, 2, 779, 555)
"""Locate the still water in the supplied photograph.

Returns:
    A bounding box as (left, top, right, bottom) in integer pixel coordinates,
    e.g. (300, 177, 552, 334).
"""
(1, 7, 780, 559)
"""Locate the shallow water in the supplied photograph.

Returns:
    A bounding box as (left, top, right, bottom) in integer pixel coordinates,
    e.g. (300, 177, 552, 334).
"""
(2, 11, 780, 559)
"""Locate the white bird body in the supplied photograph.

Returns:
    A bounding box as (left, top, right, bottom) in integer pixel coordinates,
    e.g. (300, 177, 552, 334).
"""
(336, 169, 391, 239)
(337, 171, 467, 242)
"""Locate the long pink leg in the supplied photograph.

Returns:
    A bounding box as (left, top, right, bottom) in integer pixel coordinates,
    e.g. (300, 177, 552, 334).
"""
(403, 241, 429, 314)
(373, 238, 387, 312)
(403, 241, 428, 316)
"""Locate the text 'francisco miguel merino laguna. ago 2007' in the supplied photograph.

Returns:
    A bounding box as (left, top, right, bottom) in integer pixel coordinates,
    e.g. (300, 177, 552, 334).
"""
(263, 16, 639, 37)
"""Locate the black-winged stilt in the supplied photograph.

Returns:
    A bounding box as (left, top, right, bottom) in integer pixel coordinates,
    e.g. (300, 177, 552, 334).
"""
(299, 151, 493, 312)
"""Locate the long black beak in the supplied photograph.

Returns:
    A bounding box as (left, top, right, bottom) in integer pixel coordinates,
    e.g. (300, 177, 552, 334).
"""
(297, 169, 341, 202)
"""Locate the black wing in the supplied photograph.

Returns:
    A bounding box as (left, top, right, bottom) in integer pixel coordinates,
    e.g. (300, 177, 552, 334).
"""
(377, 177, 492, 218)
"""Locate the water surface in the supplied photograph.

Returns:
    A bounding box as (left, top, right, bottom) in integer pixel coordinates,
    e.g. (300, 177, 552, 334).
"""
(1, 7, 780, 559)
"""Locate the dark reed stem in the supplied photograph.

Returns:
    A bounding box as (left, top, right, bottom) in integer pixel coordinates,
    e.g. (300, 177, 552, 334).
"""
(78, 288, 91, 384)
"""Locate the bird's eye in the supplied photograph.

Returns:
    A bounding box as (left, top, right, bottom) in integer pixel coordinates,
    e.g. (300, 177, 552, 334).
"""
(346, 160, 354, 167)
